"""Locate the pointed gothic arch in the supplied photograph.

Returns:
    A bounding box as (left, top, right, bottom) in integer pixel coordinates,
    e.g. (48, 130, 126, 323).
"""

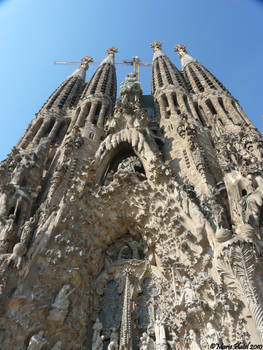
(98, 141, 146, 186)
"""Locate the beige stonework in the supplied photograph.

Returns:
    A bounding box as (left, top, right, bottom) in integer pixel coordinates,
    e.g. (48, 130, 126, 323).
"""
(0, 44, 262, 349)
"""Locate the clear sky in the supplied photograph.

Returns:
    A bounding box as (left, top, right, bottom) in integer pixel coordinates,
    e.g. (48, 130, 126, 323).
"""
(0, 0, 262, 160)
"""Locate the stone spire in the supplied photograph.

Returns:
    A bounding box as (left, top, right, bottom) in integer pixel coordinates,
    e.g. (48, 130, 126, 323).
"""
(67, 55, 93, 80)
(151, 40, 166, 60)
(174, 44, 197, 69)
(174, 43, 229, 95)
(73, 47, 118, 133)
(17, 56, 92, 150)
(81, 47, 117, 102)
(174, 43, 251, 130)
(40, 55, 91, 113)
(151, 41, 188, 94)
(99, 46, 117, 66)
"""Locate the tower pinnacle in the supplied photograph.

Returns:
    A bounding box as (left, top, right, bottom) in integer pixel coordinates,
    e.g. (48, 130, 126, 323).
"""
(79, 56, 93, 70)
(67, 55, 93, 80)
(174, 43, 196, 69)
(151, 40, 162, 51)
(151, 41, 165, 60)
(99, 46, 118, 66)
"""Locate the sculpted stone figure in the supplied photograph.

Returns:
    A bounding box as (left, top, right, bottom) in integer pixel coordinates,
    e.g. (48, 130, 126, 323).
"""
(92, 318, 103, 345)
(109, 327, 118, 349)
(244, 186, 263, 230)
(92, 335, 105, 350)
(0, 214, 15, 253)
(154, 315, 167, 350)
(139, 332, 155, 350)
(178, 280, 197, 306)
(27, 330, 47, 350)
(206, 322, 219, 345)
(7, 242, 27, 269)
(48, 284, 73, 322)
(107, 341, 116, 350)
(189, 329, 202, 350)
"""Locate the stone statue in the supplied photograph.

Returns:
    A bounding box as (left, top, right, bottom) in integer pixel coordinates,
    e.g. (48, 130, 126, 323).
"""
(189, 329, 202, 350)
(140, 332, 155, 350)
(178, 280, 197, 306)
(206, 322, 219, 345)
(244, 187, 263, 229)
(154, 315, 167, 350)
(27, 330, 47, 350)
(109, 327, 118, 349)
(47, 284, 73, 322)
(7, 242, 27, 269)
(139, 333, 148, 350)
(108, 341, 115, 350)
(92, 318, 103, 344)
(92, 335, 105, 350)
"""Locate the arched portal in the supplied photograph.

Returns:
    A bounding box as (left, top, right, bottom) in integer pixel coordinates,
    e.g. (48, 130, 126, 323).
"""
(98, 142, 146, 186)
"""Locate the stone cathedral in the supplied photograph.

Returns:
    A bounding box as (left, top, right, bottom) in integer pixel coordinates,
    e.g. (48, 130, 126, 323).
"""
(0, 41, 263, 350)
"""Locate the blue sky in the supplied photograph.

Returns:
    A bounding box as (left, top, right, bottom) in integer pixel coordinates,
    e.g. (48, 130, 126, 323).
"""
(0, 0, 262, 160)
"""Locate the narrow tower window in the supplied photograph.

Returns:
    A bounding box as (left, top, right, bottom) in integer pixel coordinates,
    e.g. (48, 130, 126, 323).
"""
(218, 97, 227, 114)
(27, 118, 43, 144)
(183, 95, 191, 114)
(58, 77, 76, 108)
(196, 65, 216, 89)
(206, 99, 217, 115)
(93, 102, 102, 125)
(151, 65, 156, 93)
(172, 93, 178, 107)
(188, 66, 204, 92)
(156, 60, 163, 87)
(109, 69, 117, 100)
(78, 103, 91, 127)
(90, 68, 103, 94)
(101, 65, 110, 93)
(54, 119, 70, 142)
(194, 103, 205, 126)
(218, 118, 224, 126)
(43, 118, 55, 138)
(184, 71, 194, 93)
(161, 94, 169, 108)
(161, 58, 173, 85)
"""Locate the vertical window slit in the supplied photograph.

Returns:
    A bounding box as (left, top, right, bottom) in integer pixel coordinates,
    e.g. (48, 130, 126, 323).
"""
(206, 99, 217, 115)
(194, 103, 205, 126)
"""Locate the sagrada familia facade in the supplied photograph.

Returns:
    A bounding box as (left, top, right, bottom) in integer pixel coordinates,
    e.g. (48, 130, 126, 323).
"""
(0, 41, 263, 350)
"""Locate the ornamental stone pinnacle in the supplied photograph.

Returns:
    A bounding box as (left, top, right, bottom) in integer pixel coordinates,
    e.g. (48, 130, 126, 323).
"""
(79, 56, 93, 70)
(151, 40, 162, 51)
(174, 43, 187, 57)
(0, 43, 263, 349)
(175, 43, 197, 69)
(107, 46, 118, 55)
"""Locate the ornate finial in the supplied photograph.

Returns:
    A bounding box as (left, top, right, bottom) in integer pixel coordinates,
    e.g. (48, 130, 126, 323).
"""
(107, 46, 118, 55)
(80, 56, 93, 70)
(151, 41, 162, 51)
(174, 44, 187, 58)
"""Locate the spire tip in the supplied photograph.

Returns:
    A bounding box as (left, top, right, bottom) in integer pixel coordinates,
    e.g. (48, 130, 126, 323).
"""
(151, 41, 162, 51)
(174, 44, 187, 58)
(80, 56, 93, 70)
(107, 47, 118, 55)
